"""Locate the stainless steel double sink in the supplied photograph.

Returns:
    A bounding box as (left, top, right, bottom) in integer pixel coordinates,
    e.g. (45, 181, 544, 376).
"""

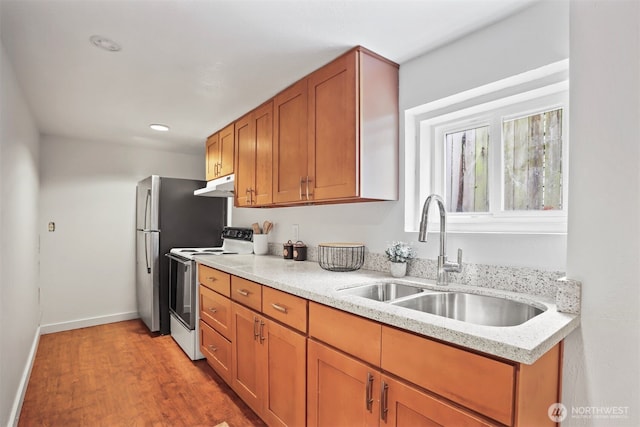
(339, 282, 545, 327)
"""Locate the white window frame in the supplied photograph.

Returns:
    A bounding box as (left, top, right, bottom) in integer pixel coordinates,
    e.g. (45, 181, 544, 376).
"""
(404, 60, 569, 234)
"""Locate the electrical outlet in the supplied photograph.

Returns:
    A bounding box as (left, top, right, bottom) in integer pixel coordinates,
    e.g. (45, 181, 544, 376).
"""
(292, 224, 299, 241)
(48, 222, 55, 232)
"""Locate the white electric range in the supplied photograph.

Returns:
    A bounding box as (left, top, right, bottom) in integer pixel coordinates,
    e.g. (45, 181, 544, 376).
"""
(167, 227, 254, 360)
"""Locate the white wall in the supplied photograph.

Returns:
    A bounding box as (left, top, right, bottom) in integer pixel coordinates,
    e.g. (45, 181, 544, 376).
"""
(563, 1, 640, 425)
(38, 135, 203, 330)
(0, 42, 41, 426)
(233, 1, 569, 271)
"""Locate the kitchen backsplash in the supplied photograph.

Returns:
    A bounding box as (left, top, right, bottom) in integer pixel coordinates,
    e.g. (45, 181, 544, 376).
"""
(267, 242, 581, 314)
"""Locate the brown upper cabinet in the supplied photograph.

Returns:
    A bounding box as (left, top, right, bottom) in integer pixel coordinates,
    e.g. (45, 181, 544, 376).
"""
(205, 123, 235, 181)
(234, 101, 273, 207)
(204, 46, 398, 207)
(273, 46, 399, 205)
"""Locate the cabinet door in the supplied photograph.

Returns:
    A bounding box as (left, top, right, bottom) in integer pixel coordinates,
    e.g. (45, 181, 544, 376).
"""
(253, 101, 273, 206)
(219, 123, 235, 177)
(381, 375, 494, 427)
(263, 320, 306, 427)
(205, 132, 220, 181)
(234, 102, 273, 207)
(273, 79, 308, 204)
(234, 113, 255, 207)
(231, 302, 265, 416)
(307, 339, 379, 427)
(307, 50, 358, 201)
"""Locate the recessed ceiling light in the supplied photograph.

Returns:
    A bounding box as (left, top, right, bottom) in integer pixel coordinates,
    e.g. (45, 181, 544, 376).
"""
(90, 35, 121, 52)
(149, 124, 170, 132)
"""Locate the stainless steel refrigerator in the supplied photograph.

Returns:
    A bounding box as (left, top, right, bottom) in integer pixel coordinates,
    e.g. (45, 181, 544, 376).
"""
(136, 175, 227, 334)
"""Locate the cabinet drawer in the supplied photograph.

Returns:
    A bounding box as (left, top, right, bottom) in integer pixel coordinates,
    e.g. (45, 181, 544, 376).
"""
(200, 320, 232, 384)
(263, 287, 308, 333)
(199, 285, 232, 339)
(198, 264, 230, 297)
(309, 302, 381, 367)
(231, 276, 262, 312)
(381, 326, 515, 426)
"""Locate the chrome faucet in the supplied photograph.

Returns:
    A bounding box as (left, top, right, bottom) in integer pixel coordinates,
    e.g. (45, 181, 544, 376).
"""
(418, 194, 463, 285)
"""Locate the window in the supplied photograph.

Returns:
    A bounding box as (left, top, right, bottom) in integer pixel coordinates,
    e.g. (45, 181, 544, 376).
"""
(503, 108, 563, 211)
(445, 125, 490, 213)
(404, 60, 569, 234)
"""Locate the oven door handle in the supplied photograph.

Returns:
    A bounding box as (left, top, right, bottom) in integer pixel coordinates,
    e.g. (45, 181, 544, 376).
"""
(165, 253, 192, 265)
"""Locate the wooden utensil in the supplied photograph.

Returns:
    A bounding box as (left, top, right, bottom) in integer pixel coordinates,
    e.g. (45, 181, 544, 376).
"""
(252, 222, 262, 234)
(263, 221, 273, 234)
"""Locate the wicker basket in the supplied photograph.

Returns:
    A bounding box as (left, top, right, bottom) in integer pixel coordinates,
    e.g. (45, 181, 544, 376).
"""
(318, 243, 365, 272)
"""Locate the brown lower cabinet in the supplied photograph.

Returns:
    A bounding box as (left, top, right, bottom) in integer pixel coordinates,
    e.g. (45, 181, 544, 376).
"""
(198, 265, 562, 427)
(230, 301, 306, 427)
(307, 339, 492, 427)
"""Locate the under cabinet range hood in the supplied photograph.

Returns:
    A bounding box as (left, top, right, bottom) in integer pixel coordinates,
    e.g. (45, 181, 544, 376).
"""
(194, 174, 234, 197)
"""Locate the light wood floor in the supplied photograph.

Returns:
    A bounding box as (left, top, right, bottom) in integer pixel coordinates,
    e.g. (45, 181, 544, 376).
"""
(18, 319, 265, 427)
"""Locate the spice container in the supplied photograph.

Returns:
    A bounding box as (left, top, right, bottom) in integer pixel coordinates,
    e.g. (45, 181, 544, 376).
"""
(283, 240, 293, 259)
(293, 241, 307, 261)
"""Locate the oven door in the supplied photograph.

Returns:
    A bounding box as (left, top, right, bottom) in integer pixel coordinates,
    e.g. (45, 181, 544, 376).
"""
(166, 253, 197, 330)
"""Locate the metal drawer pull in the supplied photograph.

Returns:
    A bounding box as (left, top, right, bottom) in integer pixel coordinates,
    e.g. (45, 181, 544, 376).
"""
(365, 372, 374, 411)
(259, 320, 266, 343)
(208, 307, 217, 314)
(271, 303, 287, 313)
(253, 317, 260, 340)
(208, 345, 218, 352)
(237, 289, 250, 297)
(380, 381, 389, 422)
(299, 177, 304, 200)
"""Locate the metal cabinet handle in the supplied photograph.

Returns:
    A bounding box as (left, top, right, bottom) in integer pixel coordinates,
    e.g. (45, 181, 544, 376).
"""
(380, 381, 389, 422)
(208, 307, 217, 314)
(271, 303, 287, 314)
(365, 372, 374, 412)
(306, 175, 312, 200)
(237, 289, 249, 297)
(253, 317, 260, 340)
(299, 177, 305, 200)
(208, 345, 218, 352)
(246, 188, 251, 204)
(259, 320, 266, 343)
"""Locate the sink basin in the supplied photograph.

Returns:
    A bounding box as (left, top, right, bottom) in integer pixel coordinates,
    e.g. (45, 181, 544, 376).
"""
(340, 282, 426, 302)
(391, 292, 545, 327)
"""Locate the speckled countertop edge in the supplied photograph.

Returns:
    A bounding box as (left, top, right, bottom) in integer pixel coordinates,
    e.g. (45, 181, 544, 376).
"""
(193, 254, 580, 365)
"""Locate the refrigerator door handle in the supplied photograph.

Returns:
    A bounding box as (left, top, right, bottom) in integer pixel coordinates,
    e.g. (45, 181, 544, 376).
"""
(145, 189, 151, 273)
(145, 232, 151, 274)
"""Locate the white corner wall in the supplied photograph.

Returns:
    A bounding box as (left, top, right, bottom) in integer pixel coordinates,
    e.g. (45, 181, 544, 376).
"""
(563, 1, 640, 425)
(38, 135, 203, 332)
(233, 1, 569, 271)
(0, 41, 41, 426)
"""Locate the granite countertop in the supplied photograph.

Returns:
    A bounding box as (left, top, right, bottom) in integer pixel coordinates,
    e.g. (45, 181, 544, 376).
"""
(193, 254, 580, 365)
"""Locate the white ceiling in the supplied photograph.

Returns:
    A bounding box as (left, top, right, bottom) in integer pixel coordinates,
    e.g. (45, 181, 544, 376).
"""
(0, 0, 533, 154)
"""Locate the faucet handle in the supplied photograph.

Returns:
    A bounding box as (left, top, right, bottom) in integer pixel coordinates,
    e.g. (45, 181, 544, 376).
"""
(444, 248, 463, 273)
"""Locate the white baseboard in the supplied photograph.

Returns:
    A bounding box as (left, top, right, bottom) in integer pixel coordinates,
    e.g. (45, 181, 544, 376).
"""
(8, 326, 40, 427)
(40, 311, 139, 335)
